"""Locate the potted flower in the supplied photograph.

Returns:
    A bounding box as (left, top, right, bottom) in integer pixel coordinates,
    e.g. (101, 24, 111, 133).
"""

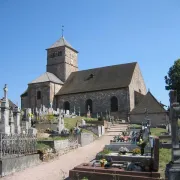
(119, 147, 129, 155)
(99, 159, 107, 167)
(137, 138, 147, 155)
(132, 148, 141, 155)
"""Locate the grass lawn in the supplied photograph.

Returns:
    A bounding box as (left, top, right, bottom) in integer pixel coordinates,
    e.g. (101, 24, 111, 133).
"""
(129, 124, 142, 128)
(37, 142, 51, 151)
(150, 128, 167, 137)
(159, 148, 171, 178)
(64, 116, 98, 129)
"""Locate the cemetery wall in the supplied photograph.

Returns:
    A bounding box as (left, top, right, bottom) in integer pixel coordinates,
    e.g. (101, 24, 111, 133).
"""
(129, 63, 147, 111)
(79, 133, 94, 147)
(130, 113, 168, 126)
(0, 154, 40, 177)
(57, 88, 129, 119)
(38, 139, 70, 152)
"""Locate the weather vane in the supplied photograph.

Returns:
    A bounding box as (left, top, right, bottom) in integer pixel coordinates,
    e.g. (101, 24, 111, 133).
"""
(62, 25, 64, 37)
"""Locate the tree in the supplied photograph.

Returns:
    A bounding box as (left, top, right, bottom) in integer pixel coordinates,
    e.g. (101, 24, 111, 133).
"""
(165, 59, 180, 102)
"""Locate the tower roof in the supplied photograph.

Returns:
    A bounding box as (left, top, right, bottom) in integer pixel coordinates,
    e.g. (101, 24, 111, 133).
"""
(29, 72, 64, 85)
(47, 36, 78, 52)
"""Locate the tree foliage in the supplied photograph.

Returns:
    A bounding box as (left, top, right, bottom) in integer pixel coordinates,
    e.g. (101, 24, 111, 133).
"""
(165, 59, 180, 102)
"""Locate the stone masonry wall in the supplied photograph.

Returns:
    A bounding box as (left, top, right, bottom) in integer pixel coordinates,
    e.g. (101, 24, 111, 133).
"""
(21, 82, 62, 109)
(129, 63, 147, 111)
(46, 46, 78, 82)
(64, 47, 78, 81)
(57, 88, 129, 119)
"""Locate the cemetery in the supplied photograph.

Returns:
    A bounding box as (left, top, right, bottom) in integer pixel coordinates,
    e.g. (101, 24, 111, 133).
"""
(68, 91, 180, 180)
(0, 84, 110, 176)
(0, 84, 179, 179)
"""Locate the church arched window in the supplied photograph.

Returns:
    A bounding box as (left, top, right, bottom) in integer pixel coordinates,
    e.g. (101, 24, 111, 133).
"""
(85, 99, 93, 113)
(63, 101, 70, 111)
(111, 96, 118, 112)
(37, 91, 41, 100)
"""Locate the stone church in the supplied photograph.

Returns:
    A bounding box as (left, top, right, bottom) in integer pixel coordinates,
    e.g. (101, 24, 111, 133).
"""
(21, 35, 167, 122)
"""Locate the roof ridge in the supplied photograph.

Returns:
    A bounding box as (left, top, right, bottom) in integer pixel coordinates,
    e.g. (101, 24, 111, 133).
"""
(72, 62, 137, 73)
(46, 72, 51, 81)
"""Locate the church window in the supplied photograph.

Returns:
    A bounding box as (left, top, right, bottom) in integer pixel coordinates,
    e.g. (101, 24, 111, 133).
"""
(37, 91, 41, 100)
(85, 99, 93, 113)
(63, 101, 70, 111)
(111, 96, 118, 112)
(58, 51, 62, 56)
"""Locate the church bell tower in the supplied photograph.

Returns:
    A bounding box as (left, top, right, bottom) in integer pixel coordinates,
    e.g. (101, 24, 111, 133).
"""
(46, 32, 78, 82)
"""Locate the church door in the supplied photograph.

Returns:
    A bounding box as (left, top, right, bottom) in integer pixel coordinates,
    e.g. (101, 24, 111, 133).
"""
(85, 99, 93, 113)
(63, 101, 70, 111)
(111, 96, 118, 112)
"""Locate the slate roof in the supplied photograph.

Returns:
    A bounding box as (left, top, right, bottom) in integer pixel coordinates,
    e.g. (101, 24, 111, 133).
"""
(29, 72, 64, 85)
(57, 62, 137, 95)
(0, 99, 17, 109)
(130, 91, 167, 114)
(47, 36, 78, 52)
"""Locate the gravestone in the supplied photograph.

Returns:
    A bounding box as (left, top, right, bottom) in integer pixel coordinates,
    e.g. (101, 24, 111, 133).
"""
(98, 126, 102, 137)
(26, 108, 32, 132)
(78, 107, 81, 116)
(166, 90, 180, 180)
(58, 112, 64, 134)
(87, 105, 91, 118)
(66, 110, 70, 115)
(80, 133, 93, 147)
(81, 119, 86, 127)
(101, 125, 105, 135)
(14, 106, 21, 134)
(0, 84, 10, 134)
(9, 110, 15, 134)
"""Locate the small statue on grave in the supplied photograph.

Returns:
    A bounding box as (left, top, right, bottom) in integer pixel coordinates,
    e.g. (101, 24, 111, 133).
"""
(3, 84, 8, 100)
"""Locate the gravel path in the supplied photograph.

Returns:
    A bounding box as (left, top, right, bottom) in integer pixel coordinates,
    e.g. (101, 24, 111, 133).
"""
(2, 124, 127, 180)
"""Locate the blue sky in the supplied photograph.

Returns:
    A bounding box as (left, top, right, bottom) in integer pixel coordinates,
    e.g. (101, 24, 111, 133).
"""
(0, 0, 180, 106)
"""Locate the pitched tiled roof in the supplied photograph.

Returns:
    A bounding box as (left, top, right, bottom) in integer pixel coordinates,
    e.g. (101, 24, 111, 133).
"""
(0, 99, 17, 109)
(29, 72, 64, 85)
(57, 62, 137, 95)
(47, 36, 78, 52)
(130, 91, 167, 114)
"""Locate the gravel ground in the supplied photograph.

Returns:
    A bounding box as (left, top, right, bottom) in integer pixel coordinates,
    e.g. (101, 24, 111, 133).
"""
(2, 124, 127, 180)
